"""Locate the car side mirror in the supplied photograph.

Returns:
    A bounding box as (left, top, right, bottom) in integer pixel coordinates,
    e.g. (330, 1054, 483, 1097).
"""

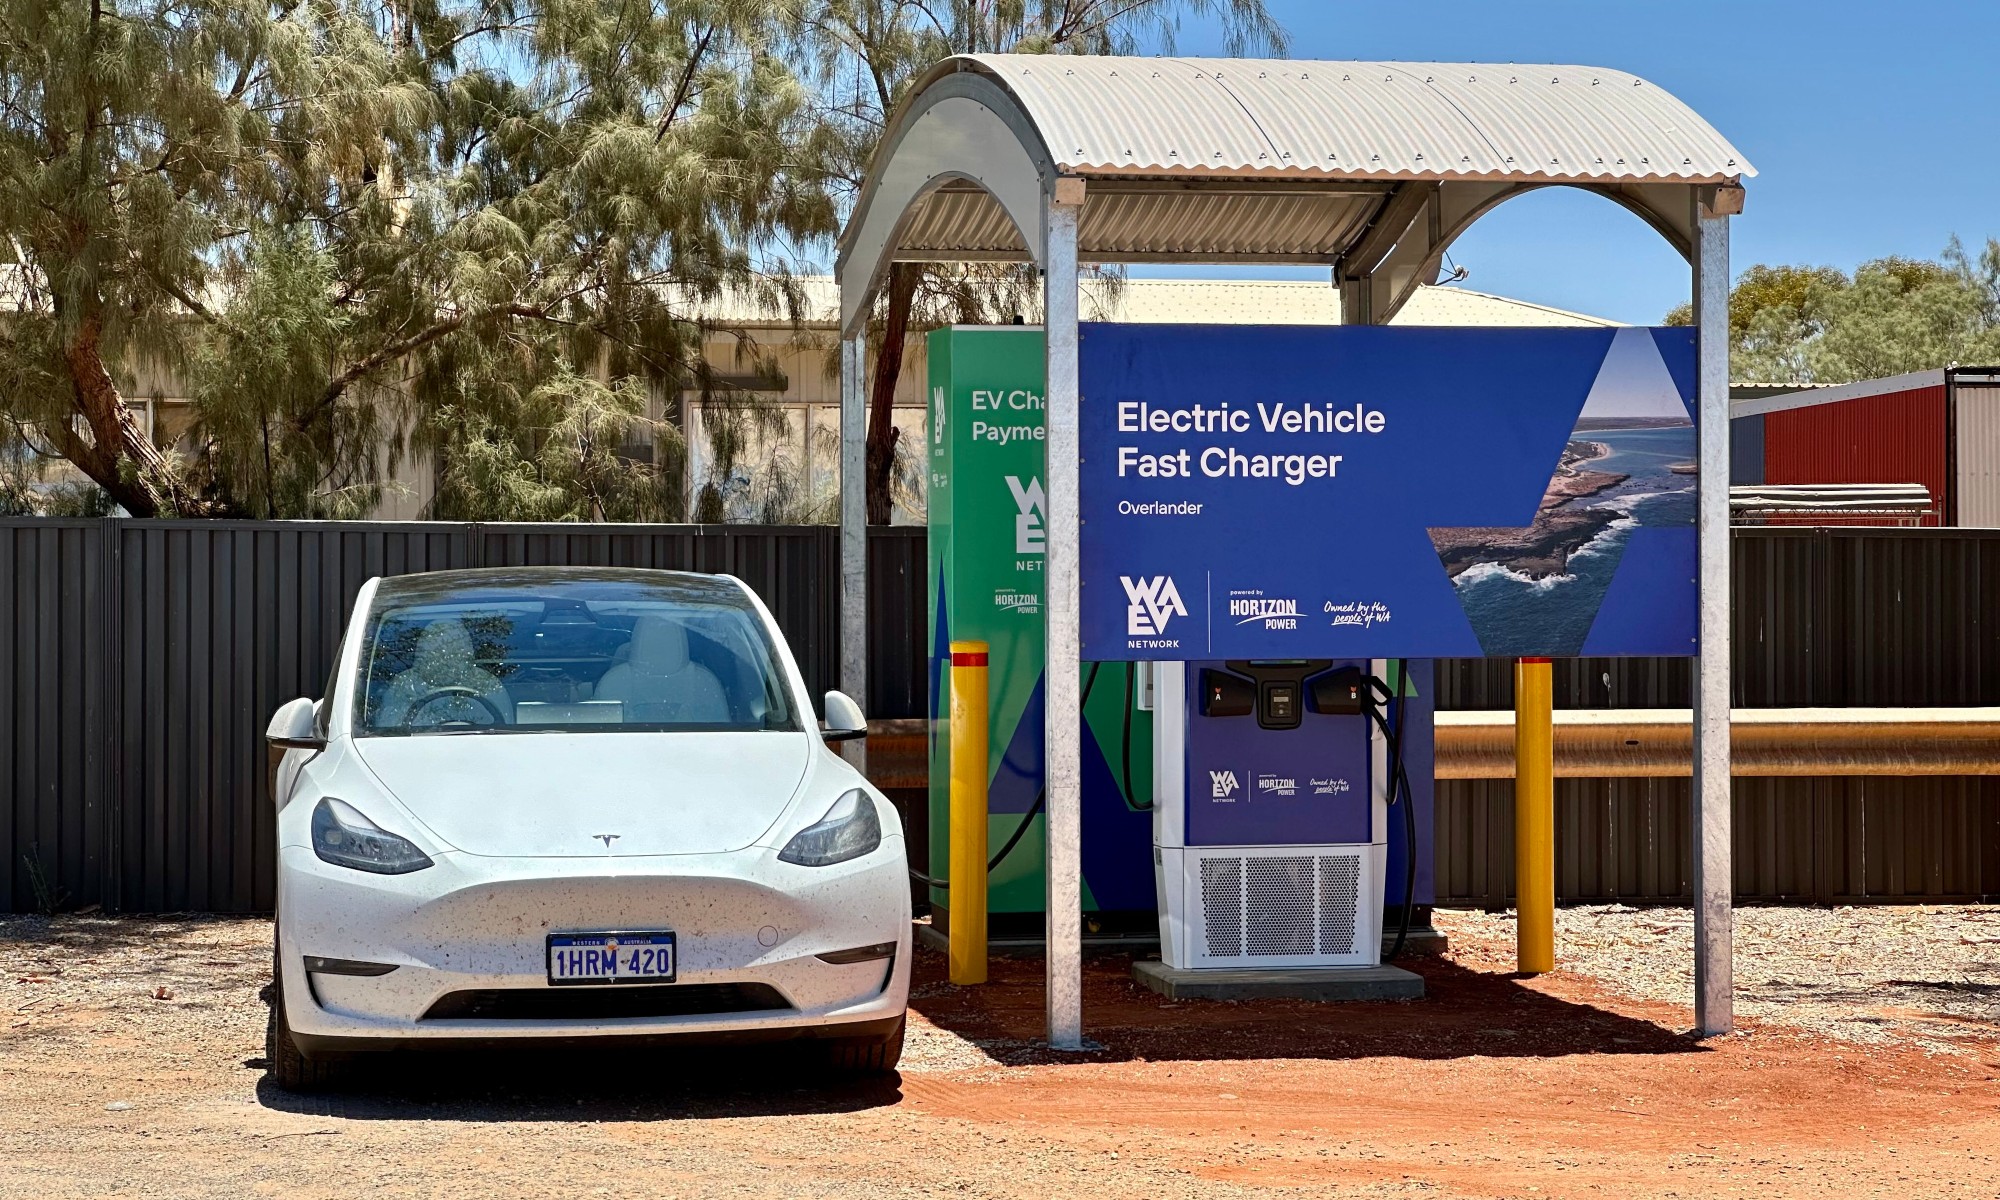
(266, 696, 325, 751)
(821, 691, 868, 742)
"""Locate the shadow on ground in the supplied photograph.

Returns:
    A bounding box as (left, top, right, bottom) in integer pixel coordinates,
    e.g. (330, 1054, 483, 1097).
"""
(224, 923, 1712, 1117)
(0, 914, 244, 951)
(253, 1044, 903, 1121)
(907, 945, 1706, 1066)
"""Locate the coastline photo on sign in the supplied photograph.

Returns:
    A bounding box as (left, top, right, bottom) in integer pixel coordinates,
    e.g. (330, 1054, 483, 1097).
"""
(1426, 327, 1696, 657)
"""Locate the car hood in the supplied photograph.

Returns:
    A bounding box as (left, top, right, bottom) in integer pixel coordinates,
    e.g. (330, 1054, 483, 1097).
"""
(352, 732, 814, 857)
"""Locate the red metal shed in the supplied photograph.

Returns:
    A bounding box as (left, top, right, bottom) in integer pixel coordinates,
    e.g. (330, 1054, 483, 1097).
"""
(1732, 368, 2000, 526)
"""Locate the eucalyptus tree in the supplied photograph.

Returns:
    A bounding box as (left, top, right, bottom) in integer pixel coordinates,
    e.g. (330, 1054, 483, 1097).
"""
(796, 0, 1287, 524)
(1, 0, 842, 518)
(0, 0, 401, 515)
(1666, 238, 2000, 387)
(205, 0, 844, 519)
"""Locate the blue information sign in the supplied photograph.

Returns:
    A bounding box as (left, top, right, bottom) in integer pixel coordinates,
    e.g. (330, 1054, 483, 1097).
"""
(1078, 324, 1699, 661)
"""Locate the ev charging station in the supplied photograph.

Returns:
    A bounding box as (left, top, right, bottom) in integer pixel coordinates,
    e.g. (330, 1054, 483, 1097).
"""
(1152, 659, 1399, 970)
(923, 326, 1159, 932)
(924, 326, 1438, 958)
(837, 54, 1750, 1047)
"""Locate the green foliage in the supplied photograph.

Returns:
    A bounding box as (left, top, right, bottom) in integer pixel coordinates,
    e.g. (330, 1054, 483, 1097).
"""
(190, 230, 382, 517)
(432, 367, 678, 521)
(250, 0, 839, 521)
(0, 0, 837, 520)
(0, 0, 410, 514)
(1667, 239, 2000, 386)
(0, 0, 1285, 522)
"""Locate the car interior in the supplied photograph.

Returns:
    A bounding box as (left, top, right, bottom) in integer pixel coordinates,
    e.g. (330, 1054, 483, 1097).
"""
(356, 598, 797, 734)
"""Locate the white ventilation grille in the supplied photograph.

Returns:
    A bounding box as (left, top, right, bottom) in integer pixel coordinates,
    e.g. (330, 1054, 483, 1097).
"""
(1192, 848, 1370, 964)
(1199, 856, 1243, 958)
(1319, 855, 1362, 957)
(1245, 857, 1315, 956)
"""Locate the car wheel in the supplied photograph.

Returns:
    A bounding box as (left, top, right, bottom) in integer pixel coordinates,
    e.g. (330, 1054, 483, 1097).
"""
(822, 1013, 906, 1075)
(266, 944, 342, 1093)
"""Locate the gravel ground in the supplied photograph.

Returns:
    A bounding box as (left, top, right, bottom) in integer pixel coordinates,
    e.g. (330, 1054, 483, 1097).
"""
(0, 913, 1024, 1074)
(3, 908, 1997, 1199)
(1436, 904, 2000, 1051)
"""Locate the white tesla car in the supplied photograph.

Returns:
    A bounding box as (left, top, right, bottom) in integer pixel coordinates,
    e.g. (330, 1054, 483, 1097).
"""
(262, 567, 910, 1090)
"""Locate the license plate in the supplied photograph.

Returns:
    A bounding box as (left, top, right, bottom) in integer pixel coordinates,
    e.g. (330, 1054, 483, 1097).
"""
(546, 932, 676, 986)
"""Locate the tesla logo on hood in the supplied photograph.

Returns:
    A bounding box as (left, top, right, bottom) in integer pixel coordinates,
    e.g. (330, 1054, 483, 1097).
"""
(593, 834, 620, 850)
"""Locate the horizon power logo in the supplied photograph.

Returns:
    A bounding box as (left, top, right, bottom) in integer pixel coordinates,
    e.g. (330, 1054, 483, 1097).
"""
(1210, 769, 1239, 800)
(1004, 475, 1045, 557)
(1229, 595, 1300, 629)
(1121, 575, 1188, 647)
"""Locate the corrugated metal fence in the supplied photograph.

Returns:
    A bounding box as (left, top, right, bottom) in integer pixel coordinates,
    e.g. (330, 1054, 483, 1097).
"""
(1, 520, 926, 914)
(1434, 528, 2000, 906)
(4, 520, 1996, 913)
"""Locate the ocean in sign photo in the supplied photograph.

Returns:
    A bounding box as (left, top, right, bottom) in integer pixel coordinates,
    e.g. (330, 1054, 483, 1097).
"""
(1425, 328, 1697, 657)
(1430, 421, 1694, 655)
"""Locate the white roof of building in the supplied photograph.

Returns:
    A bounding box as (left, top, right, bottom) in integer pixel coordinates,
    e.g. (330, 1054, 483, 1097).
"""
(960, 55, 1754, 184)
(708, 277, 1619, 330)
(1091, 279, 1620, 327)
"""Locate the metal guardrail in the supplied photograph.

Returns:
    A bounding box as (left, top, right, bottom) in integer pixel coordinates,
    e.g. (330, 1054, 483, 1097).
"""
(1729, 483, 1935, 526)
(1436, 708, 2000, 778)
(877, 709, 2000, 787)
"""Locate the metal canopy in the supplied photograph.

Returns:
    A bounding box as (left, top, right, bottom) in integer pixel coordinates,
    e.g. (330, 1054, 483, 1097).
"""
(839, 55, 1753, 329)
(834, 53, 1748, 1050)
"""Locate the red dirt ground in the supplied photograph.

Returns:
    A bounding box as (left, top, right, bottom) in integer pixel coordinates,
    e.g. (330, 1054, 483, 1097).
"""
(898, 943, 2000, 1197)
(2, 914, 1996, 1198)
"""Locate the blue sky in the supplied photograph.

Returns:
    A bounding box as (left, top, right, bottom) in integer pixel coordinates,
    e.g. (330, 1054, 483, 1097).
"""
(1144, 0, 2000, 324)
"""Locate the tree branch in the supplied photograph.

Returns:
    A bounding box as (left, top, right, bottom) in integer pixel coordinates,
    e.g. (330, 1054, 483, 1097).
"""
(138, 259, 233, 332)
(296, 303, 554, 433)
(655, 25, 717, 145)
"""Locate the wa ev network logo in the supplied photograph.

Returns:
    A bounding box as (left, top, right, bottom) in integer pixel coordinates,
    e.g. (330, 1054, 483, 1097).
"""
(1121, 575, 1188, 649)
(1005, 475, 1045, 556)
(1210, 770, 1239, 799)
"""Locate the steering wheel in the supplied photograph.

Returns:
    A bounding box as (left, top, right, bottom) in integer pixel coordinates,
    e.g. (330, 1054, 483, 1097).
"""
(405, 686, 507, 728)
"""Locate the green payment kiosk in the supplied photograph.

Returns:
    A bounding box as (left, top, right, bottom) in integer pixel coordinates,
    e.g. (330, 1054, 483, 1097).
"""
(926, 326, 1156, 937)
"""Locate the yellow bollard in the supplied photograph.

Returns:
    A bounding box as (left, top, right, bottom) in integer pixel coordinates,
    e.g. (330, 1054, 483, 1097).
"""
(947, 641, 990, 985)
(1515, 657, 1556, 974)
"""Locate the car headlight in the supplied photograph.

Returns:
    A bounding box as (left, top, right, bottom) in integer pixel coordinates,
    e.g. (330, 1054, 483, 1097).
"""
(312, 798, 434, 874)
(778, 789, 882, 867)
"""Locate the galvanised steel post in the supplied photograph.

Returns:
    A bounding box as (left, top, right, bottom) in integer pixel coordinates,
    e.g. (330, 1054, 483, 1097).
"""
(1042, 179, 1085, 1050)
(840, 334, 868, 773)
(1694, 193, 1737, 1035)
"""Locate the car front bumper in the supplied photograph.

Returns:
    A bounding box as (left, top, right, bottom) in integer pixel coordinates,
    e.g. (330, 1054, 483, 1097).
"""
(277, 841, 911, 1052)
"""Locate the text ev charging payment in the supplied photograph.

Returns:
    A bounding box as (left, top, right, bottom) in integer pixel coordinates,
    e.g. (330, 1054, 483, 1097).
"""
(546, 932, 676, 985)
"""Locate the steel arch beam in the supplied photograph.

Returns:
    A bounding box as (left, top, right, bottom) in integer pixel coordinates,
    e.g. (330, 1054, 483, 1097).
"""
(1345, 180, 1704, 325)
(837, 73, 1057, 339)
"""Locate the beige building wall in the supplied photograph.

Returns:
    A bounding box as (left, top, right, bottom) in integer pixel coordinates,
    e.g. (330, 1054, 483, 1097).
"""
(23, 280, 1614, 522)
(685, 332, 932, 524)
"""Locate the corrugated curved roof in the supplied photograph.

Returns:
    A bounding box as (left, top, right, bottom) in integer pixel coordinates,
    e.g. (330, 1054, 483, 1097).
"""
(947, 55, 1752, 183)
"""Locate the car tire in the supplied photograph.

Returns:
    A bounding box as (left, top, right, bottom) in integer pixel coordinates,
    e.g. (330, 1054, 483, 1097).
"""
(822, 1013, 906, 1075)
(266, 945, 342, 1093)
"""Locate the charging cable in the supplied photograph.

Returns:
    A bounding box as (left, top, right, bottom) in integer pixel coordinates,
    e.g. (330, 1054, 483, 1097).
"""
(1120, 663, 1148, 811)
(909, 662, 1102, 889)
(1360, 661, 1419, 961)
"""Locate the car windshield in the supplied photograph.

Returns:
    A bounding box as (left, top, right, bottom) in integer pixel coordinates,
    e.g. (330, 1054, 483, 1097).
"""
(352, 572, 800, 736)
